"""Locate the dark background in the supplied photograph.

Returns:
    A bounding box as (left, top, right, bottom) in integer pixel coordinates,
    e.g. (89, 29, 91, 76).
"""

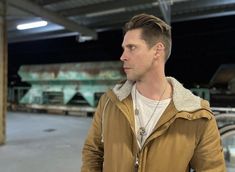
(8, 15, 235, 88)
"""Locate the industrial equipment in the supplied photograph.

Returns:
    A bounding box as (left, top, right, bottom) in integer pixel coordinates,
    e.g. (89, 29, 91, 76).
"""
(191, 64, 235, 172)
(16, 61, 125, 114)
(191, 64, 235, 107)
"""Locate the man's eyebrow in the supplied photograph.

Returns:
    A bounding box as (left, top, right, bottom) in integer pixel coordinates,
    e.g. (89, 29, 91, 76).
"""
(122, 44, 136, 49)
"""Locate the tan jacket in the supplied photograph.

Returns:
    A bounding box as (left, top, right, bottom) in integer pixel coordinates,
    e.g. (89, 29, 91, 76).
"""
(81, 77, 226, 172)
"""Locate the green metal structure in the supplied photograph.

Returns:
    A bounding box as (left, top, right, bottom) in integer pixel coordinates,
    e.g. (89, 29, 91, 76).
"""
(18, 61, 125, 107)
(190, 88, 210, 101)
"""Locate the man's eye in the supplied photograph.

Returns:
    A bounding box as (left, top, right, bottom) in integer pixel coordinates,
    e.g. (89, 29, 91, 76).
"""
(130, 46, 136, 51)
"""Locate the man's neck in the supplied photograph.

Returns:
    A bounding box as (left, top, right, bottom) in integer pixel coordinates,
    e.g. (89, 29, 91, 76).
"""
(136, 76, 172, 101)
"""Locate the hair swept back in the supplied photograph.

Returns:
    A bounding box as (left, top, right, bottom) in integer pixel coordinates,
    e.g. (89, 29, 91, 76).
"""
(124, 13, 172, 61)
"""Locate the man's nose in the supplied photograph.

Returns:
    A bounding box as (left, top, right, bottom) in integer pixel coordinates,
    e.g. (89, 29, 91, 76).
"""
(120, 52, 127, 61)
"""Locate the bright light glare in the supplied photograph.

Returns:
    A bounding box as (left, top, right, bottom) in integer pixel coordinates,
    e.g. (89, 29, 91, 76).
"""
(17, 21, 48, 30)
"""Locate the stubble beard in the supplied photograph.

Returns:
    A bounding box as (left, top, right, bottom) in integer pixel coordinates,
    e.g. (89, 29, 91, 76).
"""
(126, 71, 142, 82)
(126, 59, 155, 82)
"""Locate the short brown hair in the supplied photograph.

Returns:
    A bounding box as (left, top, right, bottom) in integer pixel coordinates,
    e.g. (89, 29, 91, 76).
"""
(124, 13, 172, 61)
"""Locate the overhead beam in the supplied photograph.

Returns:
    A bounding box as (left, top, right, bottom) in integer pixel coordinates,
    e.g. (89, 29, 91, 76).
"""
(86, 0, 235, 30)
(172, 0, 235, 21)
(172, 5, 235, 22)
(0, 0, 7, 145)
(58, 0, 156, 17)
(59, 0, 235, 20)
(87, 8, 163, 29)
(189, 0, 235, 8)
(38, 0, 67, 6)
(172, 0, 235, 15)
(8, 0, 97, 39)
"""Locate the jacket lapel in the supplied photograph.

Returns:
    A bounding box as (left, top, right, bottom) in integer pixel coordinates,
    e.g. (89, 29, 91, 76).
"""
(144, 101, 178, 146)
(107, 90, 136, 134)
(144, 101, 213, 146)
(154, 100, 178, 130)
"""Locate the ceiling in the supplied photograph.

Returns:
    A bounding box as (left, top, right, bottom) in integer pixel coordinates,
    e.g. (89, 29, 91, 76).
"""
(5, 0, 235, 43)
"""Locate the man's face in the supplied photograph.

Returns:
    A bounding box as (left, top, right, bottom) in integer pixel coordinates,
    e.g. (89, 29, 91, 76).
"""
(120, 28, 156, 81)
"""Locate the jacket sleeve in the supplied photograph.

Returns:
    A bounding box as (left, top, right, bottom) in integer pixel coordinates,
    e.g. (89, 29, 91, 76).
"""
(81, 96, 106, 172)
(190, 116, 226, 172)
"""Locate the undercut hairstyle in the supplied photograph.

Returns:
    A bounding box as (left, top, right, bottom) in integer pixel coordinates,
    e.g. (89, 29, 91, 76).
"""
(124, 13, 172, 61)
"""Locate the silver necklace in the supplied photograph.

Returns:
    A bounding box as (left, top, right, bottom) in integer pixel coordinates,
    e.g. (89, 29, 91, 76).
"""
(135, 84, 167, 144)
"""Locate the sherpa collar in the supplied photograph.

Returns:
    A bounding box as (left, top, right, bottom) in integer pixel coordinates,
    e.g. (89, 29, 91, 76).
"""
(112, 77, 201, 112)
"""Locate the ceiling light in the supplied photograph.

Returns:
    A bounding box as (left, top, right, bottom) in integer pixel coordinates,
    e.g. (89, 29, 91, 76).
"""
(77, 35, 94, 42)
(17, 21, 48, 30)
(86, 8, 125, 17)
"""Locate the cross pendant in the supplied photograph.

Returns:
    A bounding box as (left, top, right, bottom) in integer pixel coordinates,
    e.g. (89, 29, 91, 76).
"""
(138, 127, 146, 144)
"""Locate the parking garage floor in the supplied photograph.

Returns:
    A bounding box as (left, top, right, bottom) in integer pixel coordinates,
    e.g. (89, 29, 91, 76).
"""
(1, 111, 234, 172)
(0, 112, 92, 172)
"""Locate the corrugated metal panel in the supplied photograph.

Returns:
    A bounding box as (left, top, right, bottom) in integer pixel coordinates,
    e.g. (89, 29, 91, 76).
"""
(126, 3, 154, 12)
(8, 0, 235, 42)
(45, 0, 113, 11)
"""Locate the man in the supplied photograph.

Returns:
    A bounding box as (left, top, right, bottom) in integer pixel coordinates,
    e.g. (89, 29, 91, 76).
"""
(81, 13, 226, 172)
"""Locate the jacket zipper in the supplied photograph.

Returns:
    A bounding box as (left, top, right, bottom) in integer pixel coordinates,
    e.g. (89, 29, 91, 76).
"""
(142, 112, 178, 148)
(134, 157, 139, 172)
(134, 112, 178, 172)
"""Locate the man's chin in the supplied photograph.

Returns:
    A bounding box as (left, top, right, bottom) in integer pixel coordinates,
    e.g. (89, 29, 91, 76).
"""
(126, 75, 137, 81)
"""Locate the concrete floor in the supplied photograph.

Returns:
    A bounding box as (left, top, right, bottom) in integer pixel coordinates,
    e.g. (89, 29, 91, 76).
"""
(1, 111, 234, 171)
(0, 112, 92, 172)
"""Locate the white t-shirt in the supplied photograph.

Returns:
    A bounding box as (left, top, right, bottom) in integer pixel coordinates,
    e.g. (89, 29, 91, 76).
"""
(131, 84, 171, 147)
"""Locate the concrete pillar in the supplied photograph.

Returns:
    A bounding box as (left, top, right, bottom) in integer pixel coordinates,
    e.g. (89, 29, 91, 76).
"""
(0, 0, 7, 145)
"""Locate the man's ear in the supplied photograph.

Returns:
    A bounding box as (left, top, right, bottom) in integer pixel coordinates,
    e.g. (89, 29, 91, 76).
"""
(154, 42, 165, 59)
(156, 42, 165, 51)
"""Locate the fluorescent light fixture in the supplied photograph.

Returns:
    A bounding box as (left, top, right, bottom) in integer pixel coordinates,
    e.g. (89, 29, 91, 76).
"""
(78, 35, 93, 42)
(17, 21, 48, 30)
(86, 8, 125, 17)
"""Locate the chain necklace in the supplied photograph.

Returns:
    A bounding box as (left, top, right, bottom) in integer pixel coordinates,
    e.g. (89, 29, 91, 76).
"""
(135, 83, 167, 144)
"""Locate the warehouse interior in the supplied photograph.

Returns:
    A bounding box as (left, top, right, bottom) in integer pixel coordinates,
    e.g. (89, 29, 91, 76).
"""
(1, 0, 235, 171)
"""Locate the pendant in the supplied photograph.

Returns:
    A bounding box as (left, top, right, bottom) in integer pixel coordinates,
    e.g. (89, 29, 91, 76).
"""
(137, 127, 146, 143)
(138, 127, 146, 136)
(135, 108, 139, 115)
